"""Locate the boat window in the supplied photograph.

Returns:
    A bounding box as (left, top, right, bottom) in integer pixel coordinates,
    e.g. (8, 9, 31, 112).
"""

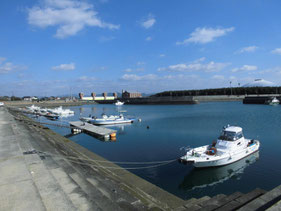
(219, 131, 243, 141)
(218, 131, 237, 141)
(236, 132, 244, 139)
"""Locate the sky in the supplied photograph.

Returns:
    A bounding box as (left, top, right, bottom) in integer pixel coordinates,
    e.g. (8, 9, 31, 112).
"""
(1, 0, 281, 97)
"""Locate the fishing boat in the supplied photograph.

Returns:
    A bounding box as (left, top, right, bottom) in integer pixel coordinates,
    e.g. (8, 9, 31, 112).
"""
(265, 97, 279, 105)
(115, 100, 124, 106)
(179, 125, 260, 168)
(81, 114, 134, 125)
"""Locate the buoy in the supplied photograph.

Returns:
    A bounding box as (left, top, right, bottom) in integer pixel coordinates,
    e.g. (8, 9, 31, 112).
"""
(138, 118, 142, 122)
(110, 133, 116, 138)
(147, 126, 150, 129)
(111, 136, 116, 141)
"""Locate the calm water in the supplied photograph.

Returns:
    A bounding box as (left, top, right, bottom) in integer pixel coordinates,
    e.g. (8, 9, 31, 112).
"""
(35, 102, 281, 199)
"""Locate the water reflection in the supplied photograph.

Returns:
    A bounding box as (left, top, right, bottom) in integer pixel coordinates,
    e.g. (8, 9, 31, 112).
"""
(179, 152, 259, 190)
(79, 107, 84, 114)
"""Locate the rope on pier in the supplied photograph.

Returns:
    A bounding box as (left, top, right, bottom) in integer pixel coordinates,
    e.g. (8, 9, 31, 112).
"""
(63, 158, 176, 170)
(22, 150, 177, 170)
(12, 113, 178, 170)
(38, 150, 177, 165)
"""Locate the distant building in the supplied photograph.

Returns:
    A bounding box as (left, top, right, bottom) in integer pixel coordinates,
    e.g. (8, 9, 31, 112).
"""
(23, 96, 38, 101)
(79, 92, 116, 101)
(122, 90, 142, 99)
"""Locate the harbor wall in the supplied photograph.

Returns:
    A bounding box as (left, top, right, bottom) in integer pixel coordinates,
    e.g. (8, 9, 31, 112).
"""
(193, 95, 244, 102)
(123, 96, 198, 104)
(243, 96, 281, 104)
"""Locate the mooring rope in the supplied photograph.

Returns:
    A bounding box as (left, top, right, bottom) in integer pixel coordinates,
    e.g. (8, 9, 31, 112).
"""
(38, 150, 177, 165)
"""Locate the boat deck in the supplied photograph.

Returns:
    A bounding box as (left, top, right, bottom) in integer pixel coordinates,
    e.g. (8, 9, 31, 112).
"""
(69, 121, 116, 138)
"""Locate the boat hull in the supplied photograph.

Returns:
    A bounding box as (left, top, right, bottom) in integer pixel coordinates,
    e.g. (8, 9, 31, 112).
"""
(90, 119, 134, 125)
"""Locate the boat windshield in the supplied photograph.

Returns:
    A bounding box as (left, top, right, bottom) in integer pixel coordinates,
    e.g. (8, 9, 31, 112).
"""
(218, 131, 243, 141)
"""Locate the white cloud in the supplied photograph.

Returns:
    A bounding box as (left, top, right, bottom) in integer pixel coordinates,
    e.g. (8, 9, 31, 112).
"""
(158, 58, 230, 72)
(77, 76, 96, 82)
(141, 14, 156, 29)
(176, 27, 235, 45)
(159, 54, 165, 58)
(52, 63, 75, 71)
(212, 75, 225, 80)
(0, 58, 26, 74)
(232, 65, 257, 72)
(121, 74, 157, 81)
(146, 36, 152, 41)
(238, 46, 258, 53)
(271, 48, 281, 55)
(27, 0, 119, 39)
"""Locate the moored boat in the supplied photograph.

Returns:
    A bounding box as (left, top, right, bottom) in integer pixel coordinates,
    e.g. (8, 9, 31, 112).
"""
(265, 97, 280, 105)
(179, 125, 260, 168)
(48, 106, 74, 115)
(115, 100, 124, 106)
(81, 114, 134, 125)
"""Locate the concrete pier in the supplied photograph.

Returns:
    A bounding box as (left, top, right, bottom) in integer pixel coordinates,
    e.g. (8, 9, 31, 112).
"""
(1, 106, 186, 210)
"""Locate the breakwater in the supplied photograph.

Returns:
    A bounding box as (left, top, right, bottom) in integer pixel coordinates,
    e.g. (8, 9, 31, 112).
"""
(243, 96, 281, 104)
(123, 96, 198, 104)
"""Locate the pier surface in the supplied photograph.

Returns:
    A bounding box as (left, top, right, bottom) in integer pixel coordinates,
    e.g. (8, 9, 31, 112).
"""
(1, 106, 281, 210)
(69, 121, 116, 137)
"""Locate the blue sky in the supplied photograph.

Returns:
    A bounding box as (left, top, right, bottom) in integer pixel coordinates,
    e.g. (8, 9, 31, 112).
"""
(1, 0, 281, 97)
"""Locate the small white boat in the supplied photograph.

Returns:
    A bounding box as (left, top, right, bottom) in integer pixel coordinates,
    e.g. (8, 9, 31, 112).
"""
(81, 114, 134, 125)
(179, 125, 260, 168)
(44, 112, 59, 120)
(26, 105, 40, 112)
(265, 97, 279, 105)
(48, 106, 74, 115)
(115, 101, 124, 106)
(0, 102, 4, 107)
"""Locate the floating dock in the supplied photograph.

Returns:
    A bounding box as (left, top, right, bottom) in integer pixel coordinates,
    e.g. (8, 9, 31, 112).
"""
(69, 121, 116, 139)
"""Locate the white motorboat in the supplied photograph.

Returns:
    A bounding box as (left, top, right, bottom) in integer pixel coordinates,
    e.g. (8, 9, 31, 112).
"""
(82, 114, 134, 125)
(48, 106, 74, 115)
(179, 125, 260, 168)
(265, 97, 279, 105)
(26, 104, 40, 112)
(115, 101, 124, 106)
(0, 102, 4, 107)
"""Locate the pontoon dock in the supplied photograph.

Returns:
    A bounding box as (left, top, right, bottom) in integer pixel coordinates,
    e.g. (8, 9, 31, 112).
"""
(69, 121, 117, 138)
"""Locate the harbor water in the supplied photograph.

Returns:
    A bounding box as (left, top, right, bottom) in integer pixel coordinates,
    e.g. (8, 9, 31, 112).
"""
(37, 101, 281, 199)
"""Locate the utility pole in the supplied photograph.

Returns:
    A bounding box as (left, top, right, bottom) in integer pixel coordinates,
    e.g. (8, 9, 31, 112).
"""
(230, 81, 232, 95)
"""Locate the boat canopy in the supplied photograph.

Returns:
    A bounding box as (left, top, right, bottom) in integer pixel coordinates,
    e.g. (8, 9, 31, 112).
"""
(218, 126, 243, 142)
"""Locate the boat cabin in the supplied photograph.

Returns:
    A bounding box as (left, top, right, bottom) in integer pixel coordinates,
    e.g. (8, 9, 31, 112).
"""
(218, 126, 243, 142)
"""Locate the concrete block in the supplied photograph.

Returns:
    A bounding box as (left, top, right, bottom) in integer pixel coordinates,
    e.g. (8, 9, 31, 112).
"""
(0, 157, 31, 186)
(0, 179, 45, 211)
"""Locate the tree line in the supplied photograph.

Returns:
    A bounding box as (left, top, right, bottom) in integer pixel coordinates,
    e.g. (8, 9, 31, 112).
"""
(153, 86, 281, 97)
